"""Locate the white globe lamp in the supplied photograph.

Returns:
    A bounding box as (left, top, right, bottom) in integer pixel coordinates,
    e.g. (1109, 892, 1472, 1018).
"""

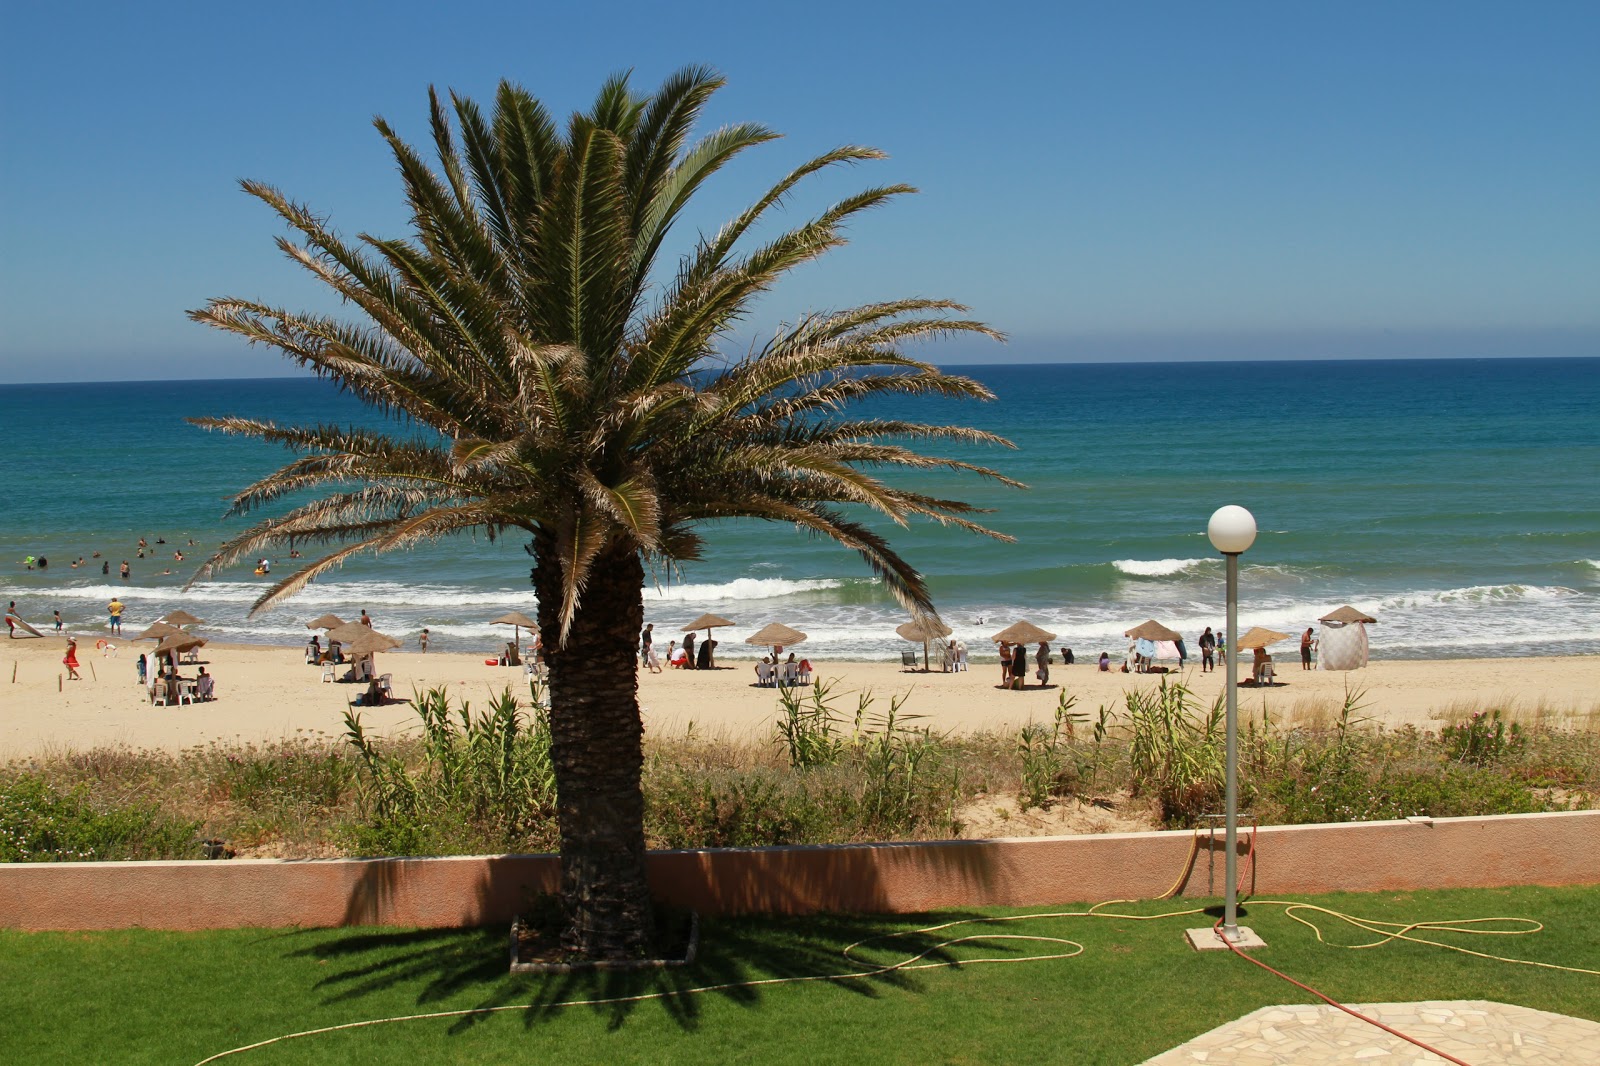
(1208, 505, 1257, 555)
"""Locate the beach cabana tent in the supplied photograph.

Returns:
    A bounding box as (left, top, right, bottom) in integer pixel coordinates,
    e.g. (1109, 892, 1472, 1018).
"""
(990, 620, 1057, 646)
(490, 611, 538, 663)
(1317, 605, 1377, 671)
(305, 614, 345, 631)
(160, 610, 205, 628)
(746, 622, 806, 659)
(896, 618, 952, 672)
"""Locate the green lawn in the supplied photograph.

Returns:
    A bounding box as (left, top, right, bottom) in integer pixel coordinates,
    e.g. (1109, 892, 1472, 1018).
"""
(4, 886, 1598, 1065)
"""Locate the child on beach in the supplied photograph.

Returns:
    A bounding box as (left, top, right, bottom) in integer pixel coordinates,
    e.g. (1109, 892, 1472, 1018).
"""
(63, 638, 81, 680)
(419, 628, 430, 653)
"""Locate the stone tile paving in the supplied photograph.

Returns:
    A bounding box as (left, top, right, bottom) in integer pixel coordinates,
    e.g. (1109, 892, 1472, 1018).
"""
(1142, 1000, 1600, 1065)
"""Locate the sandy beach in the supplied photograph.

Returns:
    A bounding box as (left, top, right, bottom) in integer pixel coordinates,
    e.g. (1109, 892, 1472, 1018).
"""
(2, 632, 1596, 756)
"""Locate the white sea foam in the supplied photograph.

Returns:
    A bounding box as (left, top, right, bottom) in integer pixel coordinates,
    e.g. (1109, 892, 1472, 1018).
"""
(1111, 558, 1208, 578)
(643, 577, 851, 602)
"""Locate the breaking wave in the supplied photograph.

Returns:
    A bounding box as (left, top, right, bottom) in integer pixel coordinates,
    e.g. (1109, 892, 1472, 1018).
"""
(1111, 558, 1209, 578)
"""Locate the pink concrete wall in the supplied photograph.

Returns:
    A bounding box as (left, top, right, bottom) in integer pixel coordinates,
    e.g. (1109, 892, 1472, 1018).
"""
(2, 811, 1595, 931)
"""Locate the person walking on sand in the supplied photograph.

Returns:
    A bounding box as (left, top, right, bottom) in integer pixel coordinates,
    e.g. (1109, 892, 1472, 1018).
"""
(640, 623, 654, 666)
(1035, 641, 1051, 686)
(6, 601, 17, 638)
(63, 637, 81, 680)
(1198, 627, 1216, 673)
(419, 628, 430, 654)
(108, 596, 125, 635)
(643, 635, 662, 674)
(1301, 627, 1315, 670)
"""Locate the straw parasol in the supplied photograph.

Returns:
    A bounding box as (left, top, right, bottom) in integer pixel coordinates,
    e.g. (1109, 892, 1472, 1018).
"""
(990, 620, 1057, 645)
(745, 622, 807, 656)
(134, 621, 186, 642)
(490, 611, 539, 655)
(1236, 626, 1290, 651)
(896, 618, 952, 671)
(160, 609, 205, 627)
(153, 632, 207, 657)
(1319, 605, 1378, 625)
(682, 613, 733, 668)
(305, 614, 345, 631)
(340, 628, 402, 681)
(1123, 619, 1182, 642)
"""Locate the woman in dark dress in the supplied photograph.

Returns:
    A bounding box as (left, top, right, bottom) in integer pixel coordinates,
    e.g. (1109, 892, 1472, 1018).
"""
(696, 637, 715, 670)
(1010, 642, 1028, 689)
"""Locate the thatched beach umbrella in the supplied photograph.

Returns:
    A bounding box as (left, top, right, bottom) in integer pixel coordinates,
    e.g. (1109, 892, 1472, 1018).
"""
(305, 613, 345, 631)
(1319, 605, 1378, 625)
(1235, 626, 1290, 651)
(745, 622, 807, 658)
(990, 620, 1056, 645)
(340, 628, 402, 680)
(490, 611, 539, 655)
(682, 613, 733, 668)
(1123, 619, 1182, 642)
(896, 618, 952, 672)
(160, 609, 205, 628)
(134, 621, 186, 642)
(154, 632, 207, 657)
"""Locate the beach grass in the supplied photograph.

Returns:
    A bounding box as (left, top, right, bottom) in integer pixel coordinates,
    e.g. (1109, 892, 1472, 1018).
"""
(3, 682, 1597, 861)
(3, 884, 1597, 1065)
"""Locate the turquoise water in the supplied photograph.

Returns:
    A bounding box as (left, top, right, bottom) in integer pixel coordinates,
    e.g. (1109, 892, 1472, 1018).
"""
(2, 358, 1597, 660)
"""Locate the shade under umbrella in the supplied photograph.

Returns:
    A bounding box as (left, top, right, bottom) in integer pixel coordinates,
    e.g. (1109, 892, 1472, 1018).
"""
(683, 613, 734, 633)
(1236, 626, 1290, 651)
(154, 632, 207, 656)
(1124, 619, 1182, 642)
(160, 609, 205, 627)
(897, 618, 953, 673)
(991, 620, 1057, 645)
(134, 621, 186, 641)
(745, 622, 807, 648)
(1319, 605, 1378, 625)
(305, 614, 345, 631)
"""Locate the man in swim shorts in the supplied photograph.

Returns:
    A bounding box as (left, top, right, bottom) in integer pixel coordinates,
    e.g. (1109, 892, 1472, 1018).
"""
(108, 597, 125, 634)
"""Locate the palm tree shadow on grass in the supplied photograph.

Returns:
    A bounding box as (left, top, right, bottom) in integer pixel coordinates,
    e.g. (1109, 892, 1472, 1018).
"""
(286, 909, 1031, 1035)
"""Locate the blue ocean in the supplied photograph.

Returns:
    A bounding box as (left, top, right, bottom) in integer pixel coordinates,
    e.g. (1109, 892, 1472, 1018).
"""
(2, 358, 1597, 661)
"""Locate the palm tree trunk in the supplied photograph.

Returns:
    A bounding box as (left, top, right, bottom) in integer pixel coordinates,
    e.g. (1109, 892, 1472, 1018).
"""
(533, 533, 655, 958)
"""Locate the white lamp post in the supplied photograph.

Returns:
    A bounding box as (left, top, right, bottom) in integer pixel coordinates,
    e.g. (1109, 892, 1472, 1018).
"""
(1207, 505, 1256, 943)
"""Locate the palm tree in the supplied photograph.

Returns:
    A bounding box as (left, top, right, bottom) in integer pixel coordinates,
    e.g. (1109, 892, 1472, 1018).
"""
(189, 67, 1018, 958)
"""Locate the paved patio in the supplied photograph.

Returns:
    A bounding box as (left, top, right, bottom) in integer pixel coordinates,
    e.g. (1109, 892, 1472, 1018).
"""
(1142, 1000, 1600, 1065)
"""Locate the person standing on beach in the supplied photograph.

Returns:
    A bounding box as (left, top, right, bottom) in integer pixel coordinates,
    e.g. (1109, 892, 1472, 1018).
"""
(63, 637, 81, 680)
(108, 596, 125, 635)
(682, 630, 697, 669)
(53, 610, 63, 632)
(640, 624, 654, 667)
(1301, 627, 1315, 670)
(419, 628, 430, 654)
(1198, 627, 1216, 673)
(6, 601, 17, 638)
(1011, 642, 1029, 689)
(997, 641, 1011, 686)
(1035, 641, 1051, 686)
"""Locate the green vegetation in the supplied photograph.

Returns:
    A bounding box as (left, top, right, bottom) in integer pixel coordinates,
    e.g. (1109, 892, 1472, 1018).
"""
(1, 681, 1594, 862)
(3, 885, 1596, 1065)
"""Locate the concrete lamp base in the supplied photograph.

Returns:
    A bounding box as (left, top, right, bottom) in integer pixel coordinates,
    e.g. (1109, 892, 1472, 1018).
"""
(1185, 926, 1267, 952)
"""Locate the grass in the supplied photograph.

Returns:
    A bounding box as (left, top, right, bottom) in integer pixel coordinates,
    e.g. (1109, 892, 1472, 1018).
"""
(3, 885, 1597, 1065)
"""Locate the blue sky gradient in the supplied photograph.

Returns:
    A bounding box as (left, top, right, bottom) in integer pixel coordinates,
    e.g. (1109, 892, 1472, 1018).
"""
(2, 1, 1596, 381)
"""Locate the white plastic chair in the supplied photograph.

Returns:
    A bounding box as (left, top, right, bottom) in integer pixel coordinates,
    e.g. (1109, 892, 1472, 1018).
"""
(321, 665, 335, 683)
(755, 661, 775, 687)
(780, 661, 799, 687)
(178, 681, 197, 705)
(377, 673, 393, 698)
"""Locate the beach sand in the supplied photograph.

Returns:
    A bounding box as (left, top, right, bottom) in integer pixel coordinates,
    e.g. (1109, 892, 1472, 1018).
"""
(2, 633, 1597, 756)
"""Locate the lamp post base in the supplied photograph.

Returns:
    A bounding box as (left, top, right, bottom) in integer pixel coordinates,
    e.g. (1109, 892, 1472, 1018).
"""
(1185, 926, 1268, 951)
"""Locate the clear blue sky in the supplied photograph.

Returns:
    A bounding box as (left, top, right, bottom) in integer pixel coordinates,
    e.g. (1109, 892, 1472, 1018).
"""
(2, 1, 1596, 382)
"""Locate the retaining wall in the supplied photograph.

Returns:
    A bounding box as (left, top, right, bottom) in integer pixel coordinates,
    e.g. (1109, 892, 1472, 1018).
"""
(2, 810, 1595, 931)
